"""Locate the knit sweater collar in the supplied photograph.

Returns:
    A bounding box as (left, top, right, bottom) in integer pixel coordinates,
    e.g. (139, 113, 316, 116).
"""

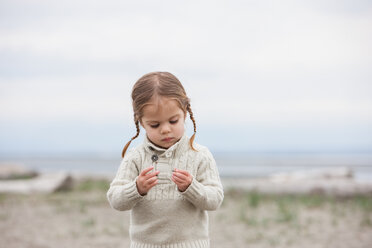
(144, 133, 189, 157)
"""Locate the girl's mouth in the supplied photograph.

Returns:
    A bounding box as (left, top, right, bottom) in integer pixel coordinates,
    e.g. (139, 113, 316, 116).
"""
(162, 137, 174, 142)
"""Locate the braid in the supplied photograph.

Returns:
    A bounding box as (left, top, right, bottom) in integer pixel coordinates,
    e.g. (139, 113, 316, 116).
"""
(121, 117, 140, 158)
(186, 103, 197, 151)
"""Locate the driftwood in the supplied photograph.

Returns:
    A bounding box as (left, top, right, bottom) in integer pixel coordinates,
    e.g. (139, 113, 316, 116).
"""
(0, 172, 73, 194)
(0, 164, 38, 180)
(268, 167, 353, 182)
(222, 167, 372, 197)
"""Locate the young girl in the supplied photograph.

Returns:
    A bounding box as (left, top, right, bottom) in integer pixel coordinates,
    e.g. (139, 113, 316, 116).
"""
(107, 71, 224, 248)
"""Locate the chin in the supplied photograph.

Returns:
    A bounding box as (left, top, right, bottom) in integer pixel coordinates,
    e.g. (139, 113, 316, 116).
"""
(162, 142, 173, 148)
(162, 142, 176, 149)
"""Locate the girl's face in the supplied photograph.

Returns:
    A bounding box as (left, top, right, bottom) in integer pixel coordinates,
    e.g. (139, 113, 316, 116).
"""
(141, 96, 186, 149)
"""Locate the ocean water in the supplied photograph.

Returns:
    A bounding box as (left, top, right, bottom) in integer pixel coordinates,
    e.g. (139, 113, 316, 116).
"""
(1, 152, 372, 182)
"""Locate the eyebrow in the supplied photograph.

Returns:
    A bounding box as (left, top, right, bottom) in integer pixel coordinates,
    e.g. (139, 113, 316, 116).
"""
(145, 114, 180, 123)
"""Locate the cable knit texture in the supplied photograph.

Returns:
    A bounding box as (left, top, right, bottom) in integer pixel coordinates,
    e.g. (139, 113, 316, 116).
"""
(107, 134, 224, 248)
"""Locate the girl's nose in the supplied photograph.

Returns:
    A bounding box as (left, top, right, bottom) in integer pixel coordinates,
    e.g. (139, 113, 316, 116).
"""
(160, 124, 171, 134)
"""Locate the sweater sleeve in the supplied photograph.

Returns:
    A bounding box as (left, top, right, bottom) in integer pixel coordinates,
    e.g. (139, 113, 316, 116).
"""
(106, 150, 144, 211)
(181, 148, 224, 211)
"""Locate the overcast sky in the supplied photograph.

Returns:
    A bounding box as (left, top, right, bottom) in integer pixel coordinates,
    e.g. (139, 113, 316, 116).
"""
(0, 0, 371, 156)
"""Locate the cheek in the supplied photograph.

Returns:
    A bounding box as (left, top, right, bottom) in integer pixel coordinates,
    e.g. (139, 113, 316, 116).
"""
(147, 130, 158, 140)
(144, 126, 155, 136)
(177, 121, 185, 132)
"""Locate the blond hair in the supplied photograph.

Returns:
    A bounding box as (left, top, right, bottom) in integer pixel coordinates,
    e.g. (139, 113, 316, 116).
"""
(121, 72, 197, 158)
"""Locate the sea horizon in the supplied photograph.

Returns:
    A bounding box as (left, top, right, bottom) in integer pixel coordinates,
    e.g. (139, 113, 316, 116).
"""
(1, 150, 372, 182)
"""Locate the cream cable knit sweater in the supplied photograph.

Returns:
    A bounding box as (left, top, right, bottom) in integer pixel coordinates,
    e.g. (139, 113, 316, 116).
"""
(107, 133, 224, 248)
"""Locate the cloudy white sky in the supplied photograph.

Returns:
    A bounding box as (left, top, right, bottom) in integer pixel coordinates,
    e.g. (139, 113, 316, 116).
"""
(1, 0, 371, 156)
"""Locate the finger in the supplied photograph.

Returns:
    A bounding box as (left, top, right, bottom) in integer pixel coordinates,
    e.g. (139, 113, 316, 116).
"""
(138, 177, 158, 192)
(140, 166, 154, 176)
(147, 179, 158, 189)
(173, 172, 188, 181)
(146, 176, 158, 185)
(144, 170, 160, 180)
(172, 175, 184, 184)
(174, 169, 190, 176)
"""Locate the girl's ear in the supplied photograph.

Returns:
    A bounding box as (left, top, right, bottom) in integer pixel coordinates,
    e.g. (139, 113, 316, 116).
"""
(136, 114, 143, 128)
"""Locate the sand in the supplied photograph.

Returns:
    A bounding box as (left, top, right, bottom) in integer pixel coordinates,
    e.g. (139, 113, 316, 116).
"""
(1, 178, 372, 248)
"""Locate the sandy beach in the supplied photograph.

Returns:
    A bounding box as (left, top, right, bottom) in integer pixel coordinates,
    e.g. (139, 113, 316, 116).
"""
(1, 177, 372, 248)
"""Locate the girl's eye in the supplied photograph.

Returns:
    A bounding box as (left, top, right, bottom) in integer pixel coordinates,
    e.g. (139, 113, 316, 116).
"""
(170, 119, 178, 124)
(150, 124, 159, 128)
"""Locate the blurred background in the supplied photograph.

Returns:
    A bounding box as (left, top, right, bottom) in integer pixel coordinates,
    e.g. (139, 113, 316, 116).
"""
(1, 1, 372, 248)
(1, 0, 372, 179)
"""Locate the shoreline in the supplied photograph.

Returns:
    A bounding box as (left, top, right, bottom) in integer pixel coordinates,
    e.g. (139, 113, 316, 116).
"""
(1, 166, 372, 196)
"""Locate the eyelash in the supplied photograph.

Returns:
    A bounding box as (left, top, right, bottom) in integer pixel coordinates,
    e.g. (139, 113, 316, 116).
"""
(150, 120, 178, 128)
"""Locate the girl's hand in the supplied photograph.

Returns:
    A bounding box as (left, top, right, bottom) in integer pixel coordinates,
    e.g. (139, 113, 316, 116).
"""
(136, 166, 159, 196)
(172, 168, 192, 192)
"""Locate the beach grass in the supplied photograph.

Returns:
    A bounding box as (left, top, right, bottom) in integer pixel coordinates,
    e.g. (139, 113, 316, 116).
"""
(1, 178, 372, 248)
